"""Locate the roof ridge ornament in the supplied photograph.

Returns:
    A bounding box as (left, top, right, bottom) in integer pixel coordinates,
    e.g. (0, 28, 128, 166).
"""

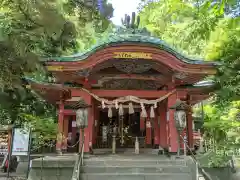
(114, 12, 150, 36)
(121, 12, 140, 30)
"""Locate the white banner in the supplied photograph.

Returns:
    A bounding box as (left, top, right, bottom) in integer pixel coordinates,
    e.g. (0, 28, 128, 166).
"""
(12, 128, 30, 156)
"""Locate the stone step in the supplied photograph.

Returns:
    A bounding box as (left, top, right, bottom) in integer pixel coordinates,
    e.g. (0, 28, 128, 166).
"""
(0, 156, 4, 162)
(80, 173, 192, 180)
(82, 165, 191, 174)
(84, 159, 187, 167)
(93, 148, 160, 155)
(0, 156, 4, 169)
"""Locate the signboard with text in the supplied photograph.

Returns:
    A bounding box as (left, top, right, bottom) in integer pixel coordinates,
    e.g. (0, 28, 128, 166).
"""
(12, 128, 30, 156)
(113, 52, 152, 59)
(0, 132, 8, 155)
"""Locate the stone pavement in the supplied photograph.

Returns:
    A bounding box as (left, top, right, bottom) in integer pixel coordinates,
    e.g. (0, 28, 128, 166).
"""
(0, 177, 26, 180)
(0, 173, 26, 180)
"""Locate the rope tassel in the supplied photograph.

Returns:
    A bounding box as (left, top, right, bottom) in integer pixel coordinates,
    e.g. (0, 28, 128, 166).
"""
(154, 102, 157, 109)
(150, 106, 155, 118)
(115, 100, 119, 109)
(119, 104, 124, 116)
(108, 106, 112, 118)
(129, 102, 134, 114)
(140, 102, 147, 118)
(102, 100, 106, 109)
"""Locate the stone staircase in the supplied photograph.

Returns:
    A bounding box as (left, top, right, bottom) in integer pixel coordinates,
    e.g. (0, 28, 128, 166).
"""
(80, 154, 197, 180)
(0, 155, 6, 170)
(0, 156, 3, 165)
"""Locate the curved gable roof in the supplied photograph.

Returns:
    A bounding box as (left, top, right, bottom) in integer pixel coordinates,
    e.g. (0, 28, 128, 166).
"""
(44, 28, 220, 66)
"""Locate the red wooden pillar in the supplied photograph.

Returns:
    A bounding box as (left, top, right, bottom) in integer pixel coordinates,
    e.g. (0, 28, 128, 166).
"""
(89, 99, 95, 148)
(159, 100, 168, 148)
(93, 101, 99, 145)
(8, 127, 12, 156)
(167, 94, 178, 153)
(154, 112, 160, 145)
(62, 115, 69, 151)
(79, 92, 94, 153)
(187, 110, 194, 149)
(56, 102, 64, 153)
(145, 109, 152, 147)
(72, 115, 77, 143)
(140, 117, 145, 132)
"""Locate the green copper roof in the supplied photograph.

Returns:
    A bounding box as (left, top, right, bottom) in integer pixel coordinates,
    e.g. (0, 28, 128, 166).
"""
(44, 27, 219, 66)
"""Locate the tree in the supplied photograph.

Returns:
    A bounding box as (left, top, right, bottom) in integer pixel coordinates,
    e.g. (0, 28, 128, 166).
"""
(139, 0, 240, 166)
(0, 85, 58, 148)
(0, 0, 114, 148)
(204, 18, 240, 104)
(0, 0, 113, 87)
(139, 0, 240, 103)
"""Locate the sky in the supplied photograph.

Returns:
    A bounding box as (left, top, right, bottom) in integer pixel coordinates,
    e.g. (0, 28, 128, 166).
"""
(108, 0, 141, 25)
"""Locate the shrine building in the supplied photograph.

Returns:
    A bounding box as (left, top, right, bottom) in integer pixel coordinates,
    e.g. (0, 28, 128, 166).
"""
(26, 24, 218, 154)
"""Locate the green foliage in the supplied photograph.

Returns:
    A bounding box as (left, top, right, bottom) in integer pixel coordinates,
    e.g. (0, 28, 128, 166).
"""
(139, 0, 240, 167)
(0, 0, 113, 146)
(0, 87, 56, 122)
(205, 18, 240, 104)
(0, 86, 58, 147)
(208, 153, 230, 167)
(0, 0, 113, 87)
(203, 102, 240, 144)
(200, 101, 240, 167)
(139, 0, 240, 103)
(19, 113, 57, 148)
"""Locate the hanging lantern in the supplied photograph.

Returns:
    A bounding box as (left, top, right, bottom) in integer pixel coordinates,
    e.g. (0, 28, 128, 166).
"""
(170, 99, 189, 157)
(174, 110, 187, 130)
(76, 108, 88, 129)
(128, 102, 134, 114)
(119, 104, 124, 116)
(108, 106, 113, 118)
(170, 99, 189, 130)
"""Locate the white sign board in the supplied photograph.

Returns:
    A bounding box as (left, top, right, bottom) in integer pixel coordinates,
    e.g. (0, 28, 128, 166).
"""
(12, 128, 30, 156)
(72, 121, 76, 127)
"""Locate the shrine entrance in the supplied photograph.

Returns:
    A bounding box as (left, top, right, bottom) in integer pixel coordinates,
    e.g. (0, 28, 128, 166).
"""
(25, 14, 218, 154)
(95, 108, 146, 149)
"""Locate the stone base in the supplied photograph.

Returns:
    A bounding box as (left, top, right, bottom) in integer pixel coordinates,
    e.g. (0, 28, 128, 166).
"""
(27, 155, 77, 180)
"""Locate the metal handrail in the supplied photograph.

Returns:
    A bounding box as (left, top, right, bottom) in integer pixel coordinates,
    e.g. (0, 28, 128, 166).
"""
(180, 135, 213, 180)
(71, 138, 84, 180)
(77, 142, 84, 180)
